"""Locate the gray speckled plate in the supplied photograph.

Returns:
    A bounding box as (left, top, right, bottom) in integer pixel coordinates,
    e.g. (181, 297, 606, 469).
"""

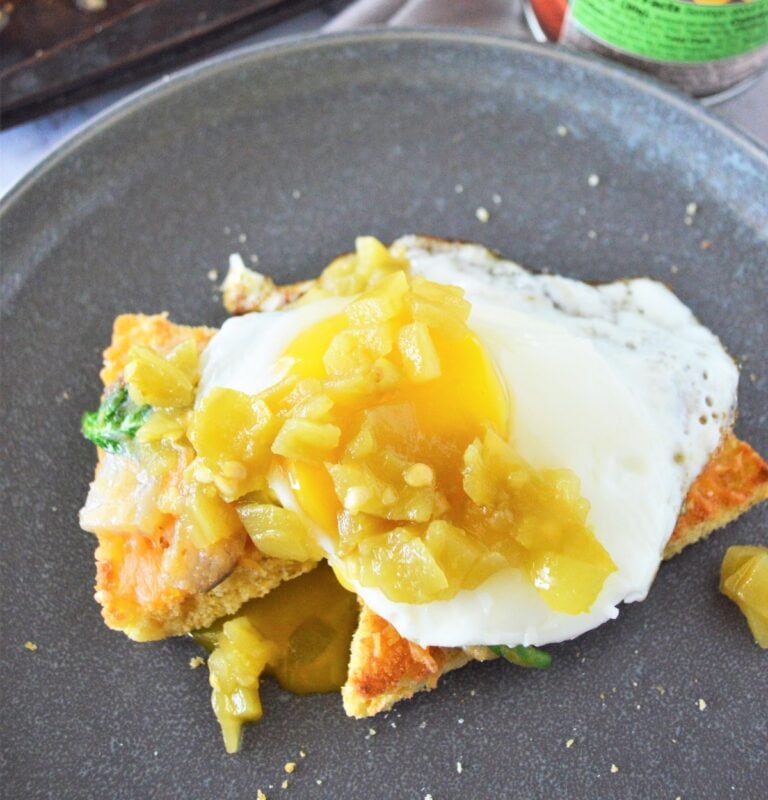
(1, 30, 766, 800)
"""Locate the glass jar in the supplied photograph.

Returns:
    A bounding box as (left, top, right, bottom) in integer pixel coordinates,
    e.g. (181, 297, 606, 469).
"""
(523, 0, 768, 99)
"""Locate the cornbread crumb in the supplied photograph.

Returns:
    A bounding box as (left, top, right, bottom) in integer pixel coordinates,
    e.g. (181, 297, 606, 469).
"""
(587, 173, 600, 187)
(475, 206, 490, 223)
(189, 656, 205, 669)
(700, 239, 711, 250)
(565, 738, 575, 748)
(257, 791, 267, 800)
(280, 780, 288, 790)
(697, 698, 707, 711)
(207, 269, 218, 282)
(556, 124, 568, 136)
(654, 685, 666, 696)
(456, 761, 463, 774)
(670, 264, 679, 274)
(23, 641, 38, 652)
(610, 764, 619, 774)
(425, 795, 433, 800)
(316, 779, 323, 786)
(238, 233, 247, 243)
(368, 727, 377, 736)
(284, 762, 296, 774)
(299, 750, 306, 758)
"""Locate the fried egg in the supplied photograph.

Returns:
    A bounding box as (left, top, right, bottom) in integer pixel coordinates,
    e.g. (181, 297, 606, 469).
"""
(198, 237, 738, 648)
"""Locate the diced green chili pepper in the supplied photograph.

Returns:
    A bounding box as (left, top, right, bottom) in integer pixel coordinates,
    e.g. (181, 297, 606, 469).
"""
(489, 644, 552, 669)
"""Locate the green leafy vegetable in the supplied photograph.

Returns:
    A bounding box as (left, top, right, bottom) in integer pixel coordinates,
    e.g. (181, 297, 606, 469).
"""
(489, 644, 552, 669)
(81, 386, 151, 454)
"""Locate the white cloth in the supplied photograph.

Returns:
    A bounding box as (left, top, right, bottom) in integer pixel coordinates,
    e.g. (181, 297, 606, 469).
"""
(326, 0, 527, 36)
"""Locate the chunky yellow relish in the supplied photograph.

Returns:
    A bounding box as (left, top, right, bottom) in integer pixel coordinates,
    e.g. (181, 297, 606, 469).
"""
(194, 564, 358, 753)
(720, 545, 768, 648)
(182, 237, 616, 613)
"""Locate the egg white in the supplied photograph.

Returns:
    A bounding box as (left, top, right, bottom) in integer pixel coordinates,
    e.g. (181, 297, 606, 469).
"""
(199, 237, 738, 648)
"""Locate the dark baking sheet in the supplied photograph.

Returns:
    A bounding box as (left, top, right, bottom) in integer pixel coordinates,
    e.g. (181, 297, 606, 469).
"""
(1, 30, 766, 800)
(0, 0, 326, 128)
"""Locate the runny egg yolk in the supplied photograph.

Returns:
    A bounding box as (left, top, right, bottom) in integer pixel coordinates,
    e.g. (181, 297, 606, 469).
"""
(266, 268, 616, 613)
(282, 304, 507, 534)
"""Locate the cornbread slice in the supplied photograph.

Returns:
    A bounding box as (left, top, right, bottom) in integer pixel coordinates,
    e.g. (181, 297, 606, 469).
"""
(342, 432, 768, 717)
(84, 314, 315, 641)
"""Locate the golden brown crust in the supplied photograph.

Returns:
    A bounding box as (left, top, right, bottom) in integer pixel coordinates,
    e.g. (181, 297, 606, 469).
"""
(342, 603, 476, 718)
(664, 433, 768, 559)
(343, 433, 768, 717)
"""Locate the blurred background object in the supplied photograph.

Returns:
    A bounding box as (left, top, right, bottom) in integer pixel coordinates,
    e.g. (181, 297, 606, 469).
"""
(1, 0, 765, 198)
(523, 0, 768, 98)
(0, 0, 335, 128)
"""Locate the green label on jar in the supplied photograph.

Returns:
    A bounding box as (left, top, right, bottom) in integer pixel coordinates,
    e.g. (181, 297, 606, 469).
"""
(569, 0, 768, 62)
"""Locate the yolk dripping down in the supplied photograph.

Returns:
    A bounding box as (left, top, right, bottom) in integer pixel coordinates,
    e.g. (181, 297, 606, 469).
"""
(282, 304, 507, 535)
(194, 563, 359, 753)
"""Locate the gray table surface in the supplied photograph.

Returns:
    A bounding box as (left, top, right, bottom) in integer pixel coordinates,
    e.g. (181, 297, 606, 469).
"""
(0, 4, 766, 199)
